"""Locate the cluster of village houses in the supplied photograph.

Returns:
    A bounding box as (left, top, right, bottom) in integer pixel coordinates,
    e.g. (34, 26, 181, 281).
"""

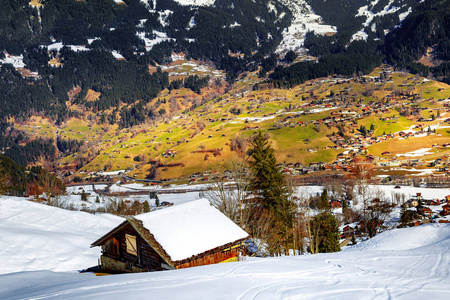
(341, 193, 450, 241)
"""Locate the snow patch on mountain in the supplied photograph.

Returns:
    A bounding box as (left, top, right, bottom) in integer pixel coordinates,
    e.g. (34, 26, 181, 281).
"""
(172, 0, 215, 6)
(0, 53, 26, 68)
(46, 42, 90, 52)
(351, 0, 413, 42)
(158, 10, 173, 27)
(140, 0, 157, 10)
(136, 30, 174, 51)
(187, 15, 196, 30)
(357, 0, 402, 28)
(276, 0, 336, 54)
(399, 6, 412, 22)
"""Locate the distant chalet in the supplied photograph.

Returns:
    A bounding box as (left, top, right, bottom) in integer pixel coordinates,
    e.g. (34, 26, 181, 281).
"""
(91, 199, 249, 273)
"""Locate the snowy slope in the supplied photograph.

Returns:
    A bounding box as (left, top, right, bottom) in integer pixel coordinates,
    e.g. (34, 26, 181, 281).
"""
(0, 197, 123, 274)
(351, 0, 417, 41)
(1, 193, 450, 299)
(1, 222, 449, 299)
(173, 0, 215, 6)
(277, 0, 336, 54)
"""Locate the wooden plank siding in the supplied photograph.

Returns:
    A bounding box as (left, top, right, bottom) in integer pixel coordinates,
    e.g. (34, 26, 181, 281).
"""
(177, 247, 242, 269)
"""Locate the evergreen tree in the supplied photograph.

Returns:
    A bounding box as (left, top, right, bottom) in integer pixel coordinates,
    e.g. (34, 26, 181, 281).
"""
(248, 131, 295, 252)
(310, 211, 340, 253)
(143, 200, 150, 213)
(319, 189, 331, 210)
(95, 195, 100, 203)
(81, 190, 87, 201)
(155, 194, 160, 207)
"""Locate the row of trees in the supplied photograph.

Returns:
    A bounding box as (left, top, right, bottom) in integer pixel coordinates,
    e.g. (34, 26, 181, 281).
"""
(207, 132, 398, 255)
(206, 131, 341, 255)
(0, 154, 65, 197)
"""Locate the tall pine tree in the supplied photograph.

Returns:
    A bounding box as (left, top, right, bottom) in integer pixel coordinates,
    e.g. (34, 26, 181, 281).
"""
(310, 211, 340, 253)
(249, 131, 295, 253)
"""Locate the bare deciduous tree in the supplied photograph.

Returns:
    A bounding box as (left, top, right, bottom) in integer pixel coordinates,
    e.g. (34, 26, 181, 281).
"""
(205, 157, 252, 228)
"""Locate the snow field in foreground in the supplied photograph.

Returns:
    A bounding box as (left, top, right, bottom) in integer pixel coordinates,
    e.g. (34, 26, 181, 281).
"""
(1, 223, 449, 299)
(1, 194, 450, 299)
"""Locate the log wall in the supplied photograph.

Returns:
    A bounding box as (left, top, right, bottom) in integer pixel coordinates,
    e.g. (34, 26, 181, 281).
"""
(101, 224, 163, 272)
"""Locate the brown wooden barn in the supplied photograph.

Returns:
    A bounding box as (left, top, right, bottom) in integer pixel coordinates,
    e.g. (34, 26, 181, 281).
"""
(91, 199, 249, 273)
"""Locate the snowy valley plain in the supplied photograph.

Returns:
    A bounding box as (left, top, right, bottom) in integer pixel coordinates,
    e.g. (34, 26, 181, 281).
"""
(1, 185, 450, 300)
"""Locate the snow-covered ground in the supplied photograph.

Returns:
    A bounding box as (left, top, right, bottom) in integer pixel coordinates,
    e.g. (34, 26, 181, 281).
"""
(136, 30, 174, 51)
(1, 185, 450, 299)
(172, 0, 215, 6)
(0, 196, 123, 275)
(0, 53, 26, 68)
(277, 0, 336, 54)
(0, 195, 449, 299)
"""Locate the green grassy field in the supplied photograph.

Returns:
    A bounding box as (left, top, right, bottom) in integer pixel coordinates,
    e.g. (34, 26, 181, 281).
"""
(13, 63, 450, 179)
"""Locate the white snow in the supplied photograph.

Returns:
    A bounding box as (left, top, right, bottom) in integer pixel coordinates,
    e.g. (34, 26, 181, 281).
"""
(2, 186, 450, 299)
(0, 53, 26, 68)
(172, 0, 215, 6)
(356, 0, 402, 28)
(46, 42, 90, 52)
(96, 170, 126, 176)
(276, 0, 337, 54)
(136, 30, 174, 51)
(87, 37, 100, 45)
(350, 29, 369, 42)
(135, 199, 249, 261)
(1, 218, 449, 299)
(354, 0, 413, 39)
(399, 7, 412, 22)
(396, 148, 433, 157)
(111, 51, 125, 60)
(158, 10, 173, 27)
(66, 184, 108, 194)
(187, 16, 196, 30)
(0, 196, 123, 274)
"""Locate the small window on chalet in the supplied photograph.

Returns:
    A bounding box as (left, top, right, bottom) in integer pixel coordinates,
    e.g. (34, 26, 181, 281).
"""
(125, 234, 138, 256)
(105, 237, 120, 256)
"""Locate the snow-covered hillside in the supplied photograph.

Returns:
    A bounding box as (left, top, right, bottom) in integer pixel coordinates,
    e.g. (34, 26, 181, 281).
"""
(351, 0, 417, 41)
(277, 0, 336, 54)
(0, 197, 123, 274)
(1, 194, 450, 299)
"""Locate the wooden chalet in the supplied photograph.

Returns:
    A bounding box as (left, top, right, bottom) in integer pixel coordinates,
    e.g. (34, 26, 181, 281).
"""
(91, 199, 249, 273)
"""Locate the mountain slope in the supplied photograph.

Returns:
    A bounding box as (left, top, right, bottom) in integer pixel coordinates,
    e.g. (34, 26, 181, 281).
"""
(386, 0, 450, 63)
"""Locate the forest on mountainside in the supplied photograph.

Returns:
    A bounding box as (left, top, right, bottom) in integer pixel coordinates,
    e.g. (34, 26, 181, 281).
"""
(269, 0, 450, 87)
(2, 0, 450, 169)
(0, 0, 291, 120)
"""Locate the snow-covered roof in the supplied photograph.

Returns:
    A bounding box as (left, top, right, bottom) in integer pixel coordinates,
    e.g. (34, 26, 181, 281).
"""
(134, 199, 248, 262)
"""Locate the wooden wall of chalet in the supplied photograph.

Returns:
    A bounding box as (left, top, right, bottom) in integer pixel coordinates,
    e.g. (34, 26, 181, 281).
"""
(101, 224, 163, 272)
(176, 244, 243, 269)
